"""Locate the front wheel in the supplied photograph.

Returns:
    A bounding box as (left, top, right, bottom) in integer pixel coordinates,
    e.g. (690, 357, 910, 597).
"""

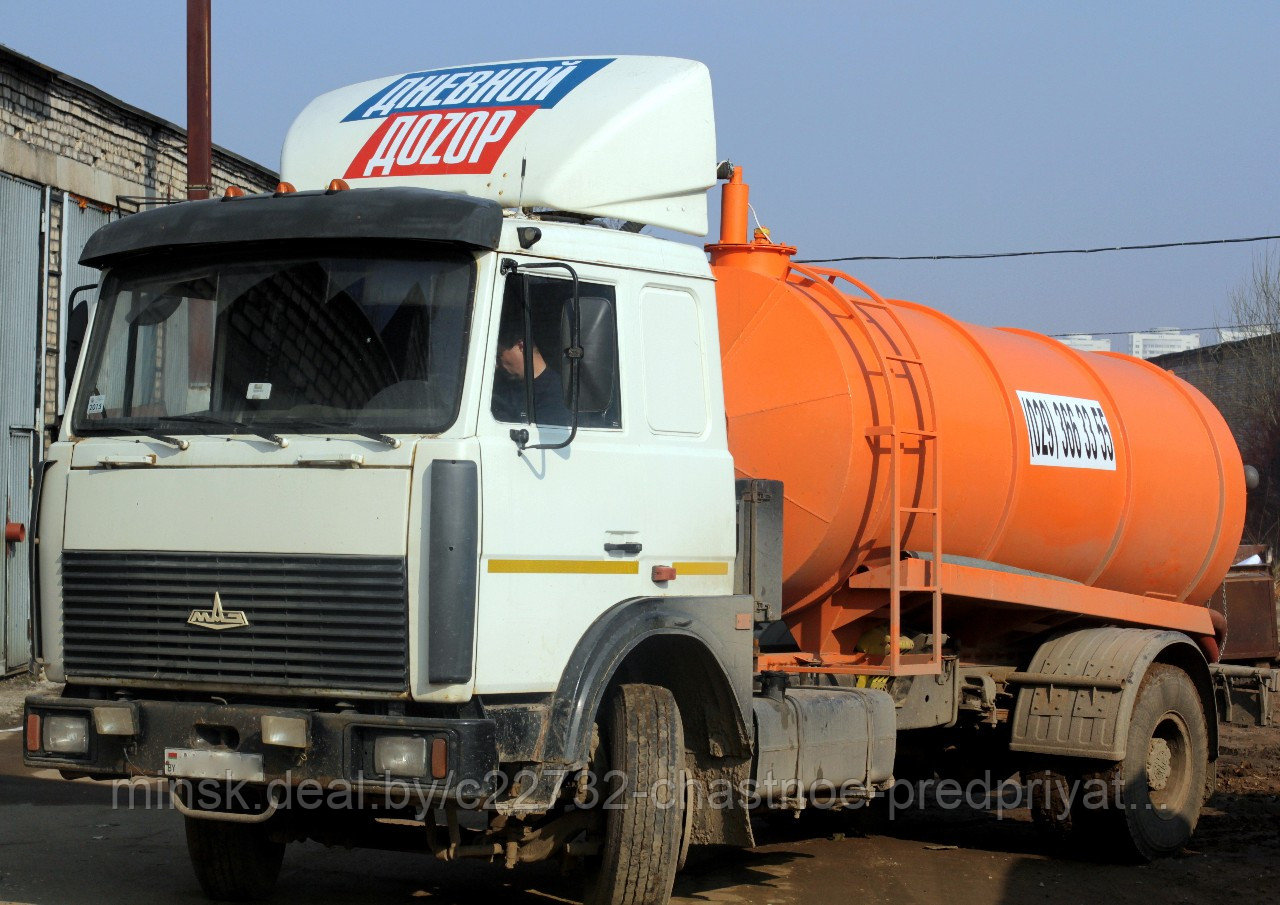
(584, 683, 686, 905)
(185, 816, 285, 901)
(1073, 663, 1209, 860)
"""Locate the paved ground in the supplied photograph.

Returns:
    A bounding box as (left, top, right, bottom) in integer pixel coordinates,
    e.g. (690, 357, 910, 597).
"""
(1, 692, 1277, 905)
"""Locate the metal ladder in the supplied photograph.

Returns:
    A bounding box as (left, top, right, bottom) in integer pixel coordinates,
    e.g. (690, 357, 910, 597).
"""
(789, 264, 943, 675)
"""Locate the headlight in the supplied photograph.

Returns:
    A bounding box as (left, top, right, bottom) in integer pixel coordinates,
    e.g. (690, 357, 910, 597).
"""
(43, 714, 89, 754)
(373, 735, 427, 777)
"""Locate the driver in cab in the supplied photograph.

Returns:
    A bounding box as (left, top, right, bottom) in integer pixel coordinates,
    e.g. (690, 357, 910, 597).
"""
(491, 322, 572, 426)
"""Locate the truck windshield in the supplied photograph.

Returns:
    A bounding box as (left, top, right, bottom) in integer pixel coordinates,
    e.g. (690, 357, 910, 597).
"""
(72, 248, 476, 437)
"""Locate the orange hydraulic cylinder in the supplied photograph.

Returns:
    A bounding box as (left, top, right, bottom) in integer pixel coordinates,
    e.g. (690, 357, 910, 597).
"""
(711, 258, 1245, 619)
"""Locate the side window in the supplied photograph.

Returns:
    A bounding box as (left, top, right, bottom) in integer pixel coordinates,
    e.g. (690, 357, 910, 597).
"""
(491, 274, 621, 429)
(640, 286, 707, 434)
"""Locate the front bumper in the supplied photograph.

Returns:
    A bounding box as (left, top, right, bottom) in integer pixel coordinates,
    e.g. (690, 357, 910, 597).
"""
(23, 696, 499, 799)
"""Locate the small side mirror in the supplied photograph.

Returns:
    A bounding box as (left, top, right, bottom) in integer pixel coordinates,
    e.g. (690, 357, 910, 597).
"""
(560, 296, 615, 415)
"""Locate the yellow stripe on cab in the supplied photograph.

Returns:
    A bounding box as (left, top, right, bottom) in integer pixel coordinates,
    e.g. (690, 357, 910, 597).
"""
(487, 559, 640, 575)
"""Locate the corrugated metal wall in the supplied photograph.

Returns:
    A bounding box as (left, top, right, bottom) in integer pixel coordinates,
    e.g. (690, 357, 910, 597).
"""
(0, 173, 43, 673)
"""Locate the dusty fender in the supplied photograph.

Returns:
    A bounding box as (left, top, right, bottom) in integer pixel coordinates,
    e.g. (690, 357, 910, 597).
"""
(1009, 626, 1217, 760)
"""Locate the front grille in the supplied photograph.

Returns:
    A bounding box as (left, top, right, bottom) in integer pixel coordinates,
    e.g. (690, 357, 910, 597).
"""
(62, 551, 409, 692)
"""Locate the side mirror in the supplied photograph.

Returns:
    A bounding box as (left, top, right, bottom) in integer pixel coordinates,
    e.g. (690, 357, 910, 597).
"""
(560, 296, 615, 415)
(63, 283, 97, 404)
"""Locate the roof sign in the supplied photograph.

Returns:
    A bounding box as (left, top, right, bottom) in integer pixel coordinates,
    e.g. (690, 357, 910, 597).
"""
(281, 56, 717, 236)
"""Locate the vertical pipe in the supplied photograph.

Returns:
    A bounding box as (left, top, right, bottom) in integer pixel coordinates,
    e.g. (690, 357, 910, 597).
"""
(186, 0, 212, 200)
(719, 166, 748, 245)
(36, 186, 50, 447)
(56, 196, 69, 415)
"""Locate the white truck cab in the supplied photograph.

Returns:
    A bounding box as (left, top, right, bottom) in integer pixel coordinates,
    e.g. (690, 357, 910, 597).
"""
(42, 199, 737, 699)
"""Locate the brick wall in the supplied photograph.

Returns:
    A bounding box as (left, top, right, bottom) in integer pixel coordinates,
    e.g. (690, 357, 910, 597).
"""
(1154, 337, 1279, 549)
(0, 45, 277, 445)
(1153, 340, 1259, 458)
(0, 45, 276, 206)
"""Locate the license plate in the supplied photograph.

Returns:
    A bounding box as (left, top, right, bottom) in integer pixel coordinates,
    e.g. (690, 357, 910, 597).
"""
(163, 748, 265, 782)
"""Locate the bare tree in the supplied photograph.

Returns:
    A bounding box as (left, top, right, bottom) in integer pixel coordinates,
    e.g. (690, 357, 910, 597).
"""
(1224, 246, 1280, 551)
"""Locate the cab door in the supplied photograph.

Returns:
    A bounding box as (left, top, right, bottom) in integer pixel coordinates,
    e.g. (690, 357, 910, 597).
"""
(474, 259, 647, 695)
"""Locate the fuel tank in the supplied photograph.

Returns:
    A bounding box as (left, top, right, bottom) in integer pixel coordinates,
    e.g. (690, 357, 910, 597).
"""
(709, 175, 1244, 618)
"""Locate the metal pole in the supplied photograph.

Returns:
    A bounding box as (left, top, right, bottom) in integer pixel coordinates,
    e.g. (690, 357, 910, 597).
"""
(186, 0, 212, 200)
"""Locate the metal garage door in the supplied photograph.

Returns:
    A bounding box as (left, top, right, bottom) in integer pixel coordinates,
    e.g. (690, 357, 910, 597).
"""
(1, 174, 43, 673)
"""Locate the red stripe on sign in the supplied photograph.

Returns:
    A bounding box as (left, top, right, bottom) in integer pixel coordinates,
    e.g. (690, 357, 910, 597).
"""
(345, 106, 536, 179)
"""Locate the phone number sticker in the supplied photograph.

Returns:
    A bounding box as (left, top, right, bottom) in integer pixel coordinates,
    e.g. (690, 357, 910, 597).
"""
(1016, 391, 1117, 470)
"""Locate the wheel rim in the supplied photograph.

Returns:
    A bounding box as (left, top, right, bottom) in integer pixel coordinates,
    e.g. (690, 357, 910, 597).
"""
(1147, 712, 1192, 819)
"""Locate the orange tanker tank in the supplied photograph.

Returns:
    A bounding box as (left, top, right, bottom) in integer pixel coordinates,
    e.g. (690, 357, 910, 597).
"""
(710, 168, 1245, 667)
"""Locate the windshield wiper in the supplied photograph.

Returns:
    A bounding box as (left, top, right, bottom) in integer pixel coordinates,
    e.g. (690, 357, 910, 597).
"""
(267, 417, 403, 449)
(84, 425, 190, 450)
(161, 413, 288, 448)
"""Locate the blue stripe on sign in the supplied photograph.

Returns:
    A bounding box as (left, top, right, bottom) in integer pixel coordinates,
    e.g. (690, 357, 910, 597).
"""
(342, 58, 615, 121)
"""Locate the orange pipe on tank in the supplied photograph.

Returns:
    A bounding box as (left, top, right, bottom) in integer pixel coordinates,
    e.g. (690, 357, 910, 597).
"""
(719, 166, 749, 245)
(708, 166, 797, 279)
(713, 258, 1246, 637)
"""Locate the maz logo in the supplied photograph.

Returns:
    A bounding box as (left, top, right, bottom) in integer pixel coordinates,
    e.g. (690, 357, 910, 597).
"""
(187, 592, 250, 631)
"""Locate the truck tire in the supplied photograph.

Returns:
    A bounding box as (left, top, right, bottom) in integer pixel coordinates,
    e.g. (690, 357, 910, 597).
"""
(1073, 663, 1208, 861)
(185, 816, 285, 901)
(584, 683, 685, 905)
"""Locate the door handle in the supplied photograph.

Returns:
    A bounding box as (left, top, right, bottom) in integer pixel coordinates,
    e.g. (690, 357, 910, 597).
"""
(296, 454, 364, 468)
(604, 542, 643, 556)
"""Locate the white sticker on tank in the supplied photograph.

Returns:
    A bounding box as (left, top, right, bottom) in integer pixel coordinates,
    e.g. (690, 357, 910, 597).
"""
(1016, 391, 1116, 470)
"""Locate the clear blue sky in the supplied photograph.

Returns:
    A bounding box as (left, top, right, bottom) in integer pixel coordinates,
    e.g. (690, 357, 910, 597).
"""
(6, 1, 1278, 340)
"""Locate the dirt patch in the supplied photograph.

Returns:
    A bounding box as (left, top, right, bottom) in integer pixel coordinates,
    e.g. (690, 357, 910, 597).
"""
(1191, 722, 1280, 870)
(670, 723, 1280, 905)
(0, 674, 60, 728)
(1215, 722, 1280, 795)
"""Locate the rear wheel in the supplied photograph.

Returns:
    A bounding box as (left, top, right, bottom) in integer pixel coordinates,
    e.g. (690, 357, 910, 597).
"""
(584, 683, 685, 905)
(185, 816, 285, 901)
(1073, 663, 1208, 860)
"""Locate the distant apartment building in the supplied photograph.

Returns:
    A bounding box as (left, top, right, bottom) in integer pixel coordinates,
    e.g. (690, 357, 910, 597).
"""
(1057, 334, 1112, 353)
(1128, 329, 1201, 359)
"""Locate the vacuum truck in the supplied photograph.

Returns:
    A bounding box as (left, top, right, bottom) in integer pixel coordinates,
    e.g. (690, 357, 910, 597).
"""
(21, 55, 1271, 904)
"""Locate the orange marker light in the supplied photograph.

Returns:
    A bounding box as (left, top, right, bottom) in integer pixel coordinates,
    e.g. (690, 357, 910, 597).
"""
(651, 565, 677, 582)
(223, 185, 246, 198)
(326, 178, 351, 193)
(25, 713, 40, 752)
(274, 181, 297, 195)
(430, 737, 448, 780)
